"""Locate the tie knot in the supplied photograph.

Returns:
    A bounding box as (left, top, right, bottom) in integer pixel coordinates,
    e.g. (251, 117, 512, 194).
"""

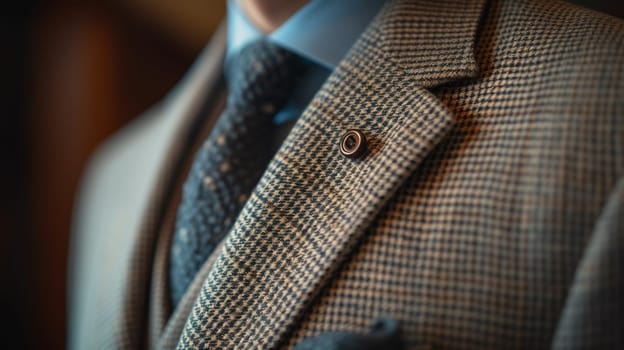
(226, 40, 303, 108)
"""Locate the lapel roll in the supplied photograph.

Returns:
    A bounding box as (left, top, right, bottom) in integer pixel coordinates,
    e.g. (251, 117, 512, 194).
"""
(178, 0, 486, 348)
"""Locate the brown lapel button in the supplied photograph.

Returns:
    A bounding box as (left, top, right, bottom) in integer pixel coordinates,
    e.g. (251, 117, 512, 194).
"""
(340, 129, 368, 158)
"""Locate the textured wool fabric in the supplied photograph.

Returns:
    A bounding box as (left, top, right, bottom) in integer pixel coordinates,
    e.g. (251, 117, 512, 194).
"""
(176, 0, 624, 349)
(168, 40, 303, 307)
(68, 0, 624, 349)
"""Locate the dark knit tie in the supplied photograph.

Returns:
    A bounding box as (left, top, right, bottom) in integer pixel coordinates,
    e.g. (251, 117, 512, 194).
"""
(169, 40, 303, 307)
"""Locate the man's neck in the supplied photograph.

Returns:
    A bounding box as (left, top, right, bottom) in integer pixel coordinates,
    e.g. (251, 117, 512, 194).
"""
(239, 0, 309, 33)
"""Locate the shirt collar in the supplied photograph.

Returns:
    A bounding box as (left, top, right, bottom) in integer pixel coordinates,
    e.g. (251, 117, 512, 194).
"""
(227, 0, 386, 70)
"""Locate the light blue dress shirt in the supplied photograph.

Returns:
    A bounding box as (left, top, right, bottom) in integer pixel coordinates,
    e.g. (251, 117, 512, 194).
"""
(227, 0, 386, 124)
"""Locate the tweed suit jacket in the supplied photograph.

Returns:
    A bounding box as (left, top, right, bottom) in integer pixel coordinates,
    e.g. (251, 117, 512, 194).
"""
(68, 0, 624, 349)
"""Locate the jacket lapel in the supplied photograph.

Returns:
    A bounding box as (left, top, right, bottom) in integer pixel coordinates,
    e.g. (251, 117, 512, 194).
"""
(179, 0, 486, 348)
(118, 25, 228, 350)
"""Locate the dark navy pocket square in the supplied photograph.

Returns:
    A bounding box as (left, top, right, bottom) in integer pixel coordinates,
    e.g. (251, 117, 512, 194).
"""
(294, 318, 405, 350)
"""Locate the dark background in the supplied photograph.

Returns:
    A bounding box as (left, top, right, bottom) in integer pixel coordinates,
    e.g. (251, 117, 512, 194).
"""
(2, 1, 224, 348)
(1, 1, 621, 349)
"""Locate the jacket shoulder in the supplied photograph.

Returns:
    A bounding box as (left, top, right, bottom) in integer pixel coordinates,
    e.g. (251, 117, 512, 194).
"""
(484, 0, 624, 110)
(492, 0, 624, 62)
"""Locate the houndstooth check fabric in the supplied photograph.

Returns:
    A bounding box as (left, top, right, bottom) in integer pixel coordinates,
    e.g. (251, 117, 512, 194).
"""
(68, 0, 624, 349)
(175, 0, 624, 349)
(168, 40, 303, 307)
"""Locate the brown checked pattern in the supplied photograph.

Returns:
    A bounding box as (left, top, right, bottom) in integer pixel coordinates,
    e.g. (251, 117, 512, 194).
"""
(70, 0, 624, 349)
(177, 0, 624, 349)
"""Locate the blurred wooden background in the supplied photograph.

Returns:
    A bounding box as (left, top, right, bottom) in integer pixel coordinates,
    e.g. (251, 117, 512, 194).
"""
(0, 1, 621, 349)
(2, 1, 224, 349)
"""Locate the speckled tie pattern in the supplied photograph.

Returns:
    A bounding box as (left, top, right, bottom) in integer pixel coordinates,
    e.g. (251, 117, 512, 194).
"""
(169, 40, 303, 307)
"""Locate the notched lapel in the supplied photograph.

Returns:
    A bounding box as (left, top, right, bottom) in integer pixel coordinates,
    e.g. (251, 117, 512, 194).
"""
(179, 0, 487, 348)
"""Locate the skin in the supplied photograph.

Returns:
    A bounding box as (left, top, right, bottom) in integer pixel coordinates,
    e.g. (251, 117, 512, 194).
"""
(239, 0, 309, 33)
